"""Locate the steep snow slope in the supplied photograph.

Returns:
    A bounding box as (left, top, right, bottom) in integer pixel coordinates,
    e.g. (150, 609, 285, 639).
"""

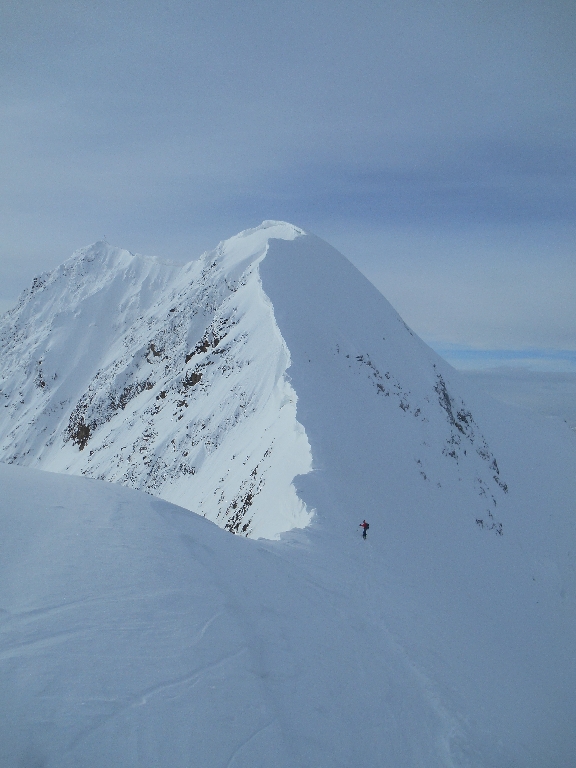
(0, 223, 312, 538)
(260, 234, 576, 762)
(260, 233, 511, 535)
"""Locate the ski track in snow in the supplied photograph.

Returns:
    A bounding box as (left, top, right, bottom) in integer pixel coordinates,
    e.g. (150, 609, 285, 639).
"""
(224, 719, 279, 768)
(65, 647, 250, 753)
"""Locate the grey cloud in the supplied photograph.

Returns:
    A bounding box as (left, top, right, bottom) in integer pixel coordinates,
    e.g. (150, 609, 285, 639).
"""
(1, 0, 575, 357)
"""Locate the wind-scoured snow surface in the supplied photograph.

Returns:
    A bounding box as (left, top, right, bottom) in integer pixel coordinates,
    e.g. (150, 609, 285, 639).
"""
(1, 222, 576, 765)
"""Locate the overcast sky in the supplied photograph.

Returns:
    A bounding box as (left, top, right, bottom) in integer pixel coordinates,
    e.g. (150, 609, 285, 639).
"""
(2, 0, 575, 369)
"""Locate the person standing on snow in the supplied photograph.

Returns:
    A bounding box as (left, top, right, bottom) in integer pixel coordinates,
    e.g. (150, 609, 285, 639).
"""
(359, 520, 369, 539)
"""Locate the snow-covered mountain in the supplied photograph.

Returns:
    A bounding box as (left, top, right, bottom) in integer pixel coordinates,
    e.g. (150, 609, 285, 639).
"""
(2, 221, 509, 538)
(1, 222, 575, 766)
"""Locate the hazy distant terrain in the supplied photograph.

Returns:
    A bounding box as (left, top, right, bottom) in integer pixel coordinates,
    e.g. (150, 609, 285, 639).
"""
(464, 369, 576, 431)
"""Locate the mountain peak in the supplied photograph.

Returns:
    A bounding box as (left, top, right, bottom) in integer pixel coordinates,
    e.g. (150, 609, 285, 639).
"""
(72, 240, 130, 262)
(245, 219, 306, 236)
(1, 223, 513, 543)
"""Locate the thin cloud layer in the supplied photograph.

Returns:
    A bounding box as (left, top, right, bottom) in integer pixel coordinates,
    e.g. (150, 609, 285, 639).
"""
(1, 0, 575, 357)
